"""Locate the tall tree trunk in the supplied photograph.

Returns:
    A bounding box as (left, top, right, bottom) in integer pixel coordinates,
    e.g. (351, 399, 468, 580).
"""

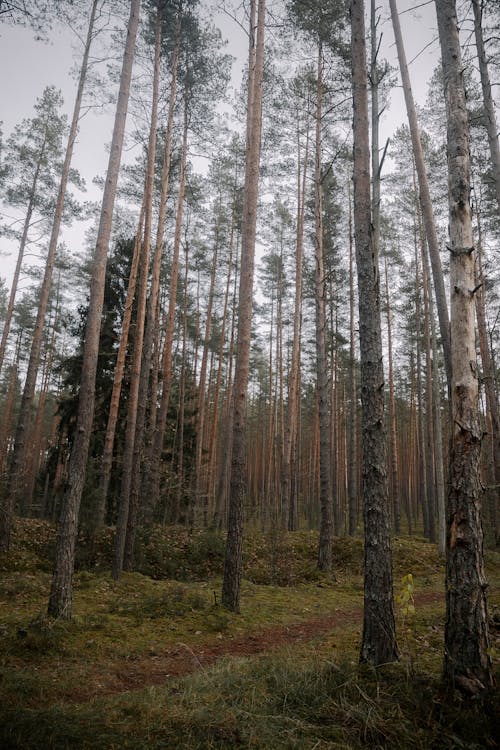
(0, 140, 49, 549)
(172, 243, 190, 525)
(422, 231, 436, 543)
(147, 93, 189, 515)
(423, 239, 446, 556)
(97, 206, 145, 526)
(113, 6, 162, 579)
(435, 0, 492, 690)
(265, 292, 275, 519)
(207, 199, 236, 512)
(372, 0, 397, 535)
(389, 0, 451, 392)
(471, 0, 500, 212)
(193, 209, 220, 524)
(8, 0, 98, 520)
(348, 181, 358, 536)
(314, 41, 334, 571)
(127, 13, 181, 531)
(276, 237, 284, 526)
(24, 278, 61, 514)
(407, 359, 416, 535)
(351, 0, 398, 666)
(24, 348, 51, 514)
(0, 333, 22, 477)
(283, 108, 308, 531)
(414, 232, 430, 538)
(47, 0, 141, 619)
(385, 261, 401, 534)
(370, 0, 387, 272)
(221, 0, 265, 612)
(213, 244, 239, 529)
(474, 196, 499, 544)
(0, 134, 46, 382)
(330, 290, 339, 534)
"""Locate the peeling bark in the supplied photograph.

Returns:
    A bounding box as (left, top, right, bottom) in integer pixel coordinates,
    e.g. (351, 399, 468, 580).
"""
(435, 0, 492, 690)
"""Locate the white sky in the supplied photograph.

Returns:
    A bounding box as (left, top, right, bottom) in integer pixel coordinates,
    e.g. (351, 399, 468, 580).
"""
(0, 0, 441, 290)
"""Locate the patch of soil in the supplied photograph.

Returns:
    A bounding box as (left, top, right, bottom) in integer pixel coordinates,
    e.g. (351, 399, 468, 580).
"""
(66, 591, 444, 704)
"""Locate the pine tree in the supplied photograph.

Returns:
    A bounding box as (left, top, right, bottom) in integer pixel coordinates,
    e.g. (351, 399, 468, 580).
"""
(0, 86, 82, 551)
(47, 0, 141, 620)
(351, 0, 398, 666)
(7, 0, 98, 529)
(221, 0, 266, 612)
(435, 0, 492, 692)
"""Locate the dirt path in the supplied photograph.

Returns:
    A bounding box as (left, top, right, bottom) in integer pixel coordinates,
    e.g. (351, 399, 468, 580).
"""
(68, 591, 444, 704)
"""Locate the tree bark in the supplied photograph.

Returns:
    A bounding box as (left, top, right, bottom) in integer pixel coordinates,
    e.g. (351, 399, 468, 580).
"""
(0, 135, 46, 382)
(0, 137, 47, 550)
(348, 181, 358, 536)
(414, 229, 430, 538)
(283, 107, 308, 531)
(213, 242, 239, 529)
(97, 206, 145, 526)
(370, 0, 383, 271)
(473, 196, 499, 544)
(424, 240, 446, 556)
(171, 243, 189, 525)
(24, 278, 60, 514)
(146, 93, 189, 515)
(435, 0, 492, 690)
(0, 334, 22, 478)
(389, 0, 452, 393)
(471, 0, 500, 212)
(207, 195, 235, 513)
(193, 208, 220, 524)
(422, 227, 437, 543)
(127, 12, 181, 532)
(385, 261, 401, 534)
(112, 5, 162, 579)
(221, 0, 265, 612)
(47, 0, 141, 619)
(276, 242, 285, 527)
(314, 41, 334, 571)
(351, 0, 398, 666)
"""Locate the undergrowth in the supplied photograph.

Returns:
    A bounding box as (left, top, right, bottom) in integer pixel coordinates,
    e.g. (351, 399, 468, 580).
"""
(0, 519, 451, 586)
(0, 519, 498, 748)
(0, 650, 497, 749)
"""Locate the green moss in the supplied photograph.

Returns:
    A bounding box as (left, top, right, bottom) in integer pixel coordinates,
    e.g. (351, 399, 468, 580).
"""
(1, 519, 498, 749)
(107, 583, 209, 621)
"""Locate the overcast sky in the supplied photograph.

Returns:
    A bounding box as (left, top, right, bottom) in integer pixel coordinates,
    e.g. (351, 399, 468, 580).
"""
(0, 0, 441, 290)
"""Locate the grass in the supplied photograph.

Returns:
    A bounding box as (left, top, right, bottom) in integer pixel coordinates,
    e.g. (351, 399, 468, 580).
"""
(1, 642, 498, 749)
(0, 519, 498, 749)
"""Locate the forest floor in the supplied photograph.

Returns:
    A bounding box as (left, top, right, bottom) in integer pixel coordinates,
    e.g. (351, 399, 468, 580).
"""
(30, 590, 444, 703)
(0, 520, 499, 749)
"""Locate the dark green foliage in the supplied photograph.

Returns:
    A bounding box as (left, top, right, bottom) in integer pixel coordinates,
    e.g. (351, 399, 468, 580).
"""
(134, 526, 226, 580)
(0, 518, 54, 573)
(286, 0, 349, 51)
(51, 237, 136, 525)
(1, 518, 454, 587)
(1, 86, 83, 240)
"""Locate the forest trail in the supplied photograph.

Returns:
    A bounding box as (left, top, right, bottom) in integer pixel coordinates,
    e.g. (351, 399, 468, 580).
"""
(65, 591, 444, 704)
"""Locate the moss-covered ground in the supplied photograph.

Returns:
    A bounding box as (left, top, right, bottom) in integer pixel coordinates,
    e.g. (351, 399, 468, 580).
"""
(0, 520, 498, 748)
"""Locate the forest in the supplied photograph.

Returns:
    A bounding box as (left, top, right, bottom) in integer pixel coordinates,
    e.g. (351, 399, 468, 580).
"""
(0, 0, 499, 747)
